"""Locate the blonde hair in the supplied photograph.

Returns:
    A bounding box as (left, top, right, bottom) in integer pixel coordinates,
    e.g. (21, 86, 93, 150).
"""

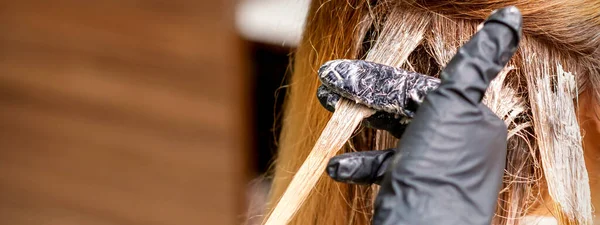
(265, 1, 600, 224)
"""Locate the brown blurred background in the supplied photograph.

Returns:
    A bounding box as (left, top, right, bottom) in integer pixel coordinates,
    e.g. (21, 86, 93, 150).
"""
(0, 0, 307, 224)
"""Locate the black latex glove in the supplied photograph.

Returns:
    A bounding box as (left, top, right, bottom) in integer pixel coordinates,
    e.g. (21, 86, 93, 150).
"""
(317, 6, 522, 225)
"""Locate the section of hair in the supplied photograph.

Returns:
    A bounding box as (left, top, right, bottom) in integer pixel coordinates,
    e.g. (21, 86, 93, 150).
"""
(364, 6, 430, 68)
(264, 99, 374, 225)
(266, 0, 600, 224)
(521, 37, 592, 224)
(264, 2, 375, 225)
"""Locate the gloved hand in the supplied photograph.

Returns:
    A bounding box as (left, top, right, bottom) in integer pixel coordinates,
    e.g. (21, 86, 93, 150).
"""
(316, 6, 522, 225)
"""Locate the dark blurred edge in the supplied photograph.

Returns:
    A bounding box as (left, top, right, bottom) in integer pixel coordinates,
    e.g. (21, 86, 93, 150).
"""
(243, 40, 291, 224)
(247, 41, 291, 176)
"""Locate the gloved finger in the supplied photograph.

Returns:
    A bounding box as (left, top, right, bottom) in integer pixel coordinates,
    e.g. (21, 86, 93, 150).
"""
(326, 149, 395, 185)
(364, 111, 410, 138)
(438, 6, 521, 104)
(318, 59, 440, 117)
(316, 85, 340, 112)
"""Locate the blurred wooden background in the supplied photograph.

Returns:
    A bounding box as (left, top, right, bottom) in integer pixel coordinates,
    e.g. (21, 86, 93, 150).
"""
(0, 1, 249, 225)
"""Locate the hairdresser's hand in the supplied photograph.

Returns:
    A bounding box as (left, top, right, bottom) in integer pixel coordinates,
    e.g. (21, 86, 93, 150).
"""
(323, 6, 522, 225)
